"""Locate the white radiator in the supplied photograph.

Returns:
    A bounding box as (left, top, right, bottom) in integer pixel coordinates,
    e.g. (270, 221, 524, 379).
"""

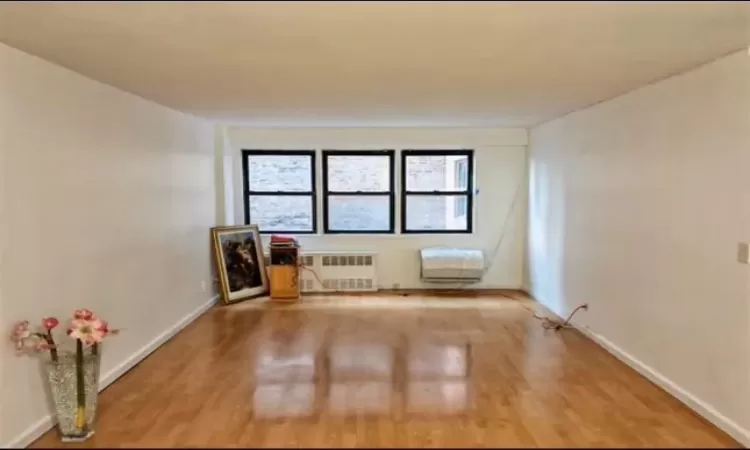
(266, 251, 378, 293)
(420, 248, 484, 282)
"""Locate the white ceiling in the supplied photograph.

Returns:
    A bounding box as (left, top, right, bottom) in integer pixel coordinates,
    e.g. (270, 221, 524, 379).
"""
(0, 1, 748, 127)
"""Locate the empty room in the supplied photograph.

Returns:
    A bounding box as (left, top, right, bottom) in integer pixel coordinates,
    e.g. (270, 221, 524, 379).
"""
(1, 1, 748, 448)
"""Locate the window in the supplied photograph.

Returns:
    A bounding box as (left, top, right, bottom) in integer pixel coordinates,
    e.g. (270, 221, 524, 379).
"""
(401, 150, 474, 233)
(242, 150, 316, 233)
(322, 150, 395, 233)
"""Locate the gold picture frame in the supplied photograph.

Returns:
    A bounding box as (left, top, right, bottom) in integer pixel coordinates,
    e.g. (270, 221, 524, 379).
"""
(211, 225, 269, 304)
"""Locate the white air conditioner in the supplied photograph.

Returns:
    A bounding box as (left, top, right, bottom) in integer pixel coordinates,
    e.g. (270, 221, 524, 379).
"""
(420, 248, 484, 282)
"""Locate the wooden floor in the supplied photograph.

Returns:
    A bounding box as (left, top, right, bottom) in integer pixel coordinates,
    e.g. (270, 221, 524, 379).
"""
(31, 293, 739, 448)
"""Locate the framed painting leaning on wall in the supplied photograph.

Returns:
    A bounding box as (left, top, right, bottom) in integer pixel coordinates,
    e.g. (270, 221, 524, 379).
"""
(211, 225, 269, 304)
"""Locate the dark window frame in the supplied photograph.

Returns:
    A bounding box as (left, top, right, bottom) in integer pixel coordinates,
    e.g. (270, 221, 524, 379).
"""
(242, 149, 317, 234)
(401, 149, 475, 234)
(322, 150, 396, 234)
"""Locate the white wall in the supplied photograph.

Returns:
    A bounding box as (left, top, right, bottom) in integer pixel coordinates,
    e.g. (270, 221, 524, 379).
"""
(0, 43, 217, 447)
(214, 124, 235, 227)
(527, 51, 750, 444)
(225, 127, 528, 289)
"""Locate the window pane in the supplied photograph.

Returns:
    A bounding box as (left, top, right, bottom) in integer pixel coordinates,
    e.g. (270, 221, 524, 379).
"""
(405, 195, 468, 231)
(405, 154, 469, 191)
(327, 155, 390, 192)
(328, 195, 391, 231)
(248, 154, 312, 192)
(249, 195, 313, 232)
(454, 196, 467, 218)
(455, 160, 468, 190)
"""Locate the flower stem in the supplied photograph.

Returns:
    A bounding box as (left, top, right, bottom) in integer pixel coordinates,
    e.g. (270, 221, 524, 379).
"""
(46, 330, 58, 362)
(75, 340, 86, 431)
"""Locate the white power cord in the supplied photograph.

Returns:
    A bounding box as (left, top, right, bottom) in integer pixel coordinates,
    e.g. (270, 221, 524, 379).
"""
(420, 179, 524, 288)
(479, 179, 524, 276)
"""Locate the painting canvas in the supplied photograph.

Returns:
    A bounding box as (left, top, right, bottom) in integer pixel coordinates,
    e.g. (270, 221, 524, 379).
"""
(211, 225, 269, 304)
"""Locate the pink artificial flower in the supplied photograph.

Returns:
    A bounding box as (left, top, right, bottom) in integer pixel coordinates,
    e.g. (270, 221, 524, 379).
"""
(73, 309, 94, 320)
(42, 317, 59, 330)
(67, 318, 105, 347)
(93, 318, 119, 337)
(19, 336, 43, 354)
(10, 321, 31, 351)
(35, 340, 52, 352)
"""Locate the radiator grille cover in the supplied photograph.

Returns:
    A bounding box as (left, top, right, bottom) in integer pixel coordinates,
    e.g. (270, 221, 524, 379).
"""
(298, 251, 378, 292)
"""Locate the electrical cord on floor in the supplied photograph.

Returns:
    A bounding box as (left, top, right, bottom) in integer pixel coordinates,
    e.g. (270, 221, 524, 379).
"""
(522, 303, 589, 331)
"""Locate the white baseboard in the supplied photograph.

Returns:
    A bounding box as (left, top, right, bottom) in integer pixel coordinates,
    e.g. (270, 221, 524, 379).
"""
(5, 412, 54, 449)
(575, 325, 750, 447)
(529, 293, 750, 448)
(392, 284, 524, 290)
(98, 295, 218, 390)
(6, 295, 218, 449)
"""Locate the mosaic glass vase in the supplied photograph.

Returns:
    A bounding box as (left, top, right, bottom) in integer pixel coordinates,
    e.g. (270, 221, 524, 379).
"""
(45, 344, 101, 442)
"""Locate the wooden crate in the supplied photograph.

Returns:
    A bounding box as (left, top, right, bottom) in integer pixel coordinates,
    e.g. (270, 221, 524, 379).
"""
(269, 246, 300, 301)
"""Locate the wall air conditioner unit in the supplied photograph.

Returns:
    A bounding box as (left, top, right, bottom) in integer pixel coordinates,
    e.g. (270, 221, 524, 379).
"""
(420, 248, 484, 283)
(267, 251, 378, 293)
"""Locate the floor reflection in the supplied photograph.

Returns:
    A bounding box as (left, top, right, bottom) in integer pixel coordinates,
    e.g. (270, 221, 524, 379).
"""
(406, 341, 471, 415)
(406, 380, 468, 414)
(249, 312, 473, 420)
(255, 346, 316, 382)
(407, 342, 469, 378)
(328, 381, 394, 415)
(253, 382, 316, 419)
(329, 343, 394, 380)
